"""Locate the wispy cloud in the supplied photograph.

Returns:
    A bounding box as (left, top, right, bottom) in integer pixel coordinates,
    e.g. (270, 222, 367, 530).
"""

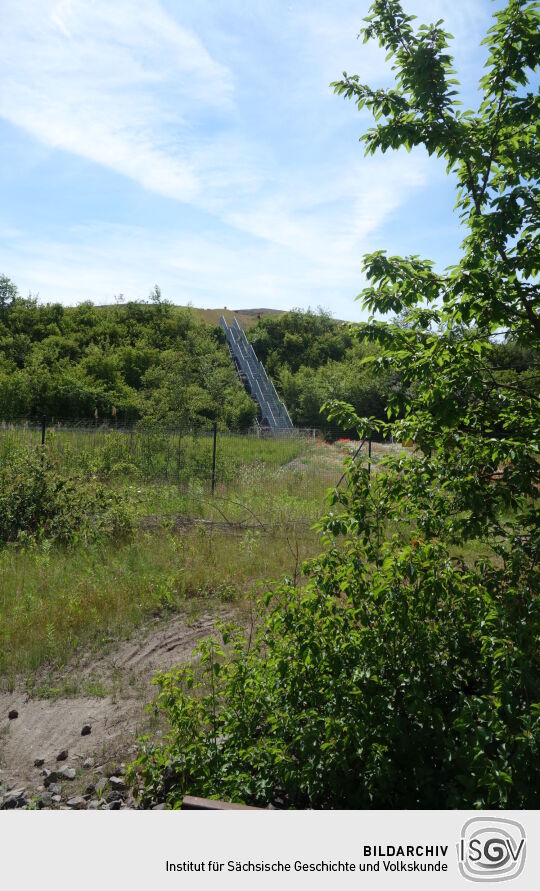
(0, 150, 434, 321)
(0, 0, 233, 201)
(226, 151, 430, 262)
(0, 0, 493, 312)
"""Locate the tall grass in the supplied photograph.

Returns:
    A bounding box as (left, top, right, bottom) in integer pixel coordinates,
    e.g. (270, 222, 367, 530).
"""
(0, 429, 347, 680)
(0, 428, 411, 683)
(0, 424, 334, 487)
(0, 431, 489, 684)
(0, 526, 320, 680)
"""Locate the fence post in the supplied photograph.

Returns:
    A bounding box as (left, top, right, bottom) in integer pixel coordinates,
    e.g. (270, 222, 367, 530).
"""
(211, 422, 217, 496)
(41, 416, 46, 447)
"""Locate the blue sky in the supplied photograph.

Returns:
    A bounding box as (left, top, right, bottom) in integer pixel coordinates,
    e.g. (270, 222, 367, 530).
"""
(1, 0, 499, 320)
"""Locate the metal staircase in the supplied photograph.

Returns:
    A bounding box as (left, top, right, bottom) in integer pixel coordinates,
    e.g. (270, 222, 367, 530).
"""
(219, 316, 293, 431)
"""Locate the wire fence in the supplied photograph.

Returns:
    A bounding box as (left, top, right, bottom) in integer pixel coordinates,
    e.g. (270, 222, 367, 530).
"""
(0, 417, 364, 492)
(1, 419, 413, 534)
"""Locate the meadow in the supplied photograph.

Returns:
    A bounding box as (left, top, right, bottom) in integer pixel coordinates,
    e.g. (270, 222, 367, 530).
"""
(0, 425, 368, 682)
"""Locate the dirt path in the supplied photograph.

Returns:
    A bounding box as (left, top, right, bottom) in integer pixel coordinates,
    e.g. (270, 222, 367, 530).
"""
(0, 609, 231, 807)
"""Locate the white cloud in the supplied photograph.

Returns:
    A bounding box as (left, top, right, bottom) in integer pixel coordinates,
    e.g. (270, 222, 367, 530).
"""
(0, 149, 434, 321)
(1, 0, 480, 313)
(0, 0, 234, 201)
(225, 150, 430, 264)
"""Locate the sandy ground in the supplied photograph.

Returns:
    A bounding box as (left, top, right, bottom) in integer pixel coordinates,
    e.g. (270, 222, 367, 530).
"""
(0, 609, 230, 801)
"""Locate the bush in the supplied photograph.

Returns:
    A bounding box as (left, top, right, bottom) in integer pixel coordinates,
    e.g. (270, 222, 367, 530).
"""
(129, 465, 539, 810)
(0, 445, 133, 546)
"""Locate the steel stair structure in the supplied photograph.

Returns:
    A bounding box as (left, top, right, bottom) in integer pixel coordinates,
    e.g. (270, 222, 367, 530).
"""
(219, 316, 294, 431)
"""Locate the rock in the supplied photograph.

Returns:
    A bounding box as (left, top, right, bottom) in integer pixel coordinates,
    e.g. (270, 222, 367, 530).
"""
(109, 776, 127, 792)
(85, 783, 96, 796)
(108, 799, 122, 810)
(43, 772, 58, 788)
(1, 797, 18, 810)
(58, 767, 76, 780)
(47, 783, 62, 795)
(88, 800, 99, 810)
(82, 758, 93, 770)
(51, 795, 61, 804)
(163, 765, 175, 794)
(38, 792, 53, 808)
(81, 724, 91, 736)
(1, 788, 26, 809)
(8, 709, 18, 720)
(56, 749, 68, 762)
(95, 778, 108, 794)
(66, 796, 86, 810)
(33, 758, 45, 768)
(152, 803, 166, 810)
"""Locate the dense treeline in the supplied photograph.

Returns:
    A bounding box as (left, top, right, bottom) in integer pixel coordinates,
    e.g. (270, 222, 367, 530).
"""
(0, 278, 256, 429)
(0, 278, 392, 431)
(248, 309, 391, 429)
(1, 277, 535, 433)
(248, 309, 539, 431)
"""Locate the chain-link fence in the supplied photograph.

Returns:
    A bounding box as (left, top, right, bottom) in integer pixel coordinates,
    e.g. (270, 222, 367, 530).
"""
(1, 419, 410, 532)
(0, 418, 347, 484)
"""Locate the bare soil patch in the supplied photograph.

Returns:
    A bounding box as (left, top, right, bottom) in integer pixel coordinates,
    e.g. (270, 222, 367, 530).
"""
(0, 608, 231, 805)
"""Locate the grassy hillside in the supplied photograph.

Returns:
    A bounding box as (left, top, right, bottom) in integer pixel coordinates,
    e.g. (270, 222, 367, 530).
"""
(184, 306, 284, 328)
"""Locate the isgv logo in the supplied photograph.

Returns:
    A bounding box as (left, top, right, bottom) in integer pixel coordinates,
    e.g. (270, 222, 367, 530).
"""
(458, 817, 526, 883)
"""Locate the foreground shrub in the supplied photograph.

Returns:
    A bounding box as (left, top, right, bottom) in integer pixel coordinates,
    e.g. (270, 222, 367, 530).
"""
(129, 471, 539, 809)
(0, 445, 132, 546)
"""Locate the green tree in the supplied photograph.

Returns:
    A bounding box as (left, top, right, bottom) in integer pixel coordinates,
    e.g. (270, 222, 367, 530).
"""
(0, 285, 257, 427)
(329, 0, 539, 542)
(131, 0, 539, 810)
(0, 275, 18, 314)
(249, 309, 353, 375)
